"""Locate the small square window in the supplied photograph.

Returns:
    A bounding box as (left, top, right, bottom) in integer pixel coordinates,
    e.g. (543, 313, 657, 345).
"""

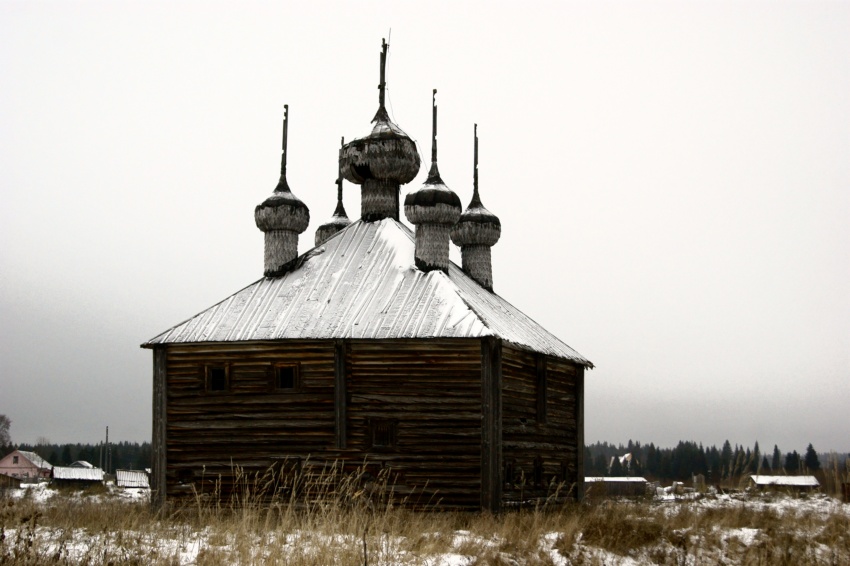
(270, 364, 300, 391)
(13, 456, 19, 464)
(276, 366, 297, 389)
(206, 365, 229, 392)
(370, 418, 398, 449)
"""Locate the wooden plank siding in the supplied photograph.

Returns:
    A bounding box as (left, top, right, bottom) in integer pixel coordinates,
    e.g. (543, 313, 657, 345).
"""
(161, 339, 484, 509)
(163, 341, 337, 500)
(158, 339, 582, 509)
(501, 344, 580, 505)
(346, 339, 483, 509)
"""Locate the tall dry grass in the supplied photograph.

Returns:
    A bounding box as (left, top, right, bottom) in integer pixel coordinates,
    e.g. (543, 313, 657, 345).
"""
(1, 463, 848, 565)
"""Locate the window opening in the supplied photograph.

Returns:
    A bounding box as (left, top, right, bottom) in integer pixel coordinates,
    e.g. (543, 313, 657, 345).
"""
(370, 418, 397, 449)
(536, 354, 547, 424)
(13, 456, 19, 464)
(275, 365, 298, 390)
(206, 365, 228, 392)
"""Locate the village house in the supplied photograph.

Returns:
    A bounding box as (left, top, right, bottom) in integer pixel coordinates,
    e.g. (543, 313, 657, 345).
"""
(747, 475, 820, 494)
(0, 449, 52, 481)
(584, 476, 649, 498)
(51, 462, 105, 489)
(116, 469, 151, 489)
(142, 40, 592, 512)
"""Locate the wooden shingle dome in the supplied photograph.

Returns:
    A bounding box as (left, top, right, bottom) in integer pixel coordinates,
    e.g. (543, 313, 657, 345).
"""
(255, 105, 310, 276)
(451, 124, 501, 291)
(339, 39, 421, 221)
(404, 90, 462, 273)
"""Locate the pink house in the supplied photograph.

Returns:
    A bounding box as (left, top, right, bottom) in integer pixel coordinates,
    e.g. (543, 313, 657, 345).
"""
(0, 450, 52, 480)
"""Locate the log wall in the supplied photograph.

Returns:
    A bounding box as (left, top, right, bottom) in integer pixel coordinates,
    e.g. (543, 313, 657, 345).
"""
(163, 341, 336, 499)
(161, 339, 483, 509)
(501, 344, 580, 505)
(346, 339, 483, 509)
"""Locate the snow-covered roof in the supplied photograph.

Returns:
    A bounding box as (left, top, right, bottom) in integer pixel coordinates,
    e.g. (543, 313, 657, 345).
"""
(17, 450, 52, 470)
(585, 477, 648, 483)
(70, 460, 94, 468)
(52, 466, 104, 481)
(749, 475, 819, 487)
(116, 469, 150, 488)
(144, 219, 591, 365)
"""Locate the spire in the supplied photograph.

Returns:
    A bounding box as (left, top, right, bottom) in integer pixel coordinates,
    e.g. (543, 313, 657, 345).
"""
(472, 123, 481, 205)
(450, 124, 501, 291)
(275, 104, 291, 193)
(373, 38, 391, 124)
(426, 89, 443, 184)
(315, 137, 352, 246)
(256, 104, 310, 276)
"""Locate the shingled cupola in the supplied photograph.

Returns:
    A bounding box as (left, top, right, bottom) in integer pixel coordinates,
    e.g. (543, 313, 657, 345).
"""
(404, 90, 462, 273)
(451, 124, 501, 291)
(339, 39, 421, 222)
(315, 137, 352, 246)
(255, 105, 310, 277)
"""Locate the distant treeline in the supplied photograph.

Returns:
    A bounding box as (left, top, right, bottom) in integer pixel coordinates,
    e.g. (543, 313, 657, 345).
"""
(3, 439, 846, 483)
(586, 440, 849, 483)
(4, 442, 151, 472)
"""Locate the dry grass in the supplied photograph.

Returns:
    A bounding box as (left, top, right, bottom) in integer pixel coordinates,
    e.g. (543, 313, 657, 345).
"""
(1, 467, 848, 565)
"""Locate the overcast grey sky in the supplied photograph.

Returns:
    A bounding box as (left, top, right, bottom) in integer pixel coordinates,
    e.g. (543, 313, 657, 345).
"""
(1, 1, 848, 453)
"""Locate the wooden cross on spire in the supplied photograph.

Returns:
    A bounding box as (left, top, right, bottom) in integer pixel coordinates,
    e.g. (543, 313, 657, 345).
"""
(280, 104, 289, 176)
(431, 89, 438, 164)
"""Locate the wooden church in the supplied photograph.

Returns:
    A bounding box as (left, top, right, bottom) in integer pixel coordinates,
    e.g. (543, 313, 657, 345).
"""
(142, 40, 592, 512)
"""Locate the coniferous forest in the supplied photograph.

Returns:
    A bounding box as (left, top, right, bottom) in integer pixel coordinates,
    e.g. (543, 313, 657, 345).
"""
(585, 439, 848, 485)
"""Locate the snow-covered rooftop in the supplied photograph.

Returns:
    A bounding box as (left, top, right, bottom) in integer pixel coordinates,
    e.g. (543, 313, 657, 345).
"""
(116, 469, 150, 488)
(585, 477, 648, 483)
(53, 466, 104, 481)
(17, 450, 52, 470)
(749, 475, 819, 487)
(144, 218, 591, 365)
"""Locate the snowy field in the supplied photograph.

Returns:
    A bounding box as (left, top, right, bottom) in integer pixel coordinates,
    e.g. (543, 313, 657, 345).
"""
(2, 483, 848, 565)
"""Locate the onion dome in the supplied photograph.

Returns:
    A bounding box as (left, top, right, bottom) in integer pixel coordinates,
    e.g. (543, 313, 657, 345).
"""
(451, 124, 501, 291)
(255, 105, 310, 276)
(404, 90, 462, 273)
(315, 137, 352, 246)
(339, 39, 421, 221)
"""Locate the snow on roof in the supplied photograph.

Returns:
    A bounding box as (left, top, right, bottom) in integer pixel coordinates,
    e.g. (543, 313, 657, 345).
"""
(585, 477, 648, 483)
(116, 469, 150, 488)
(144, 219, 592, 365)
(17, 450, 52, 470)
(52, 466, 104, 481)
(749, 475, 819, 487)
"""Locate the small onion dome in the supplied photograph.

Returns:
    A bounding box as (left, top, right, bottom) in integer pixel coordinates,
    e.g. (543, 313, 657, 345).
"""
(255, 185, 310, 235)
(451, 124, 501, 247)
(450, 185, 501, 247)
(255, 104, 310, 236)
(404, 162, 462, 226)
(404, 89, 461, 226)
(315, 161, 351, 246)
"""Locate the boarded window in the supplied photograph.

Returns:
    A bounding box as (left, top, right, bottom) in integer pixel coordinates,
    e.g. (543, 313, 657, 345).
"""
(536, 354, 547, 424)
(533, 455, 545, 487)
(206, 365, 229, 392)
(370, 419, 398, 449)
